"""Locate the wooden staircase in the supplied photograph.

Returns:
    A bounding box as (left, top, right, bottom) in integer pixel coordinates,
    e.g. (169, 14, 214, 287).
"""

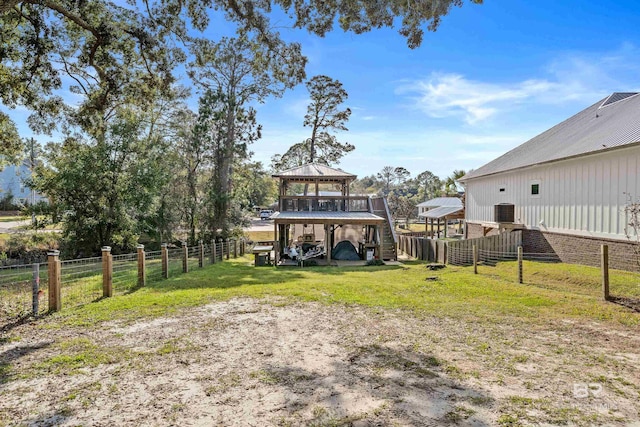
(371, 197, 398, 261)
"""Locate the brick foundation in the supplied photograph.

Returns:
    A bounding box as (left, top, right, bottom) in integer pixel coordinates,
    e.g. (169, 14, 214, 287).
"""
(467, 223, 640, 271)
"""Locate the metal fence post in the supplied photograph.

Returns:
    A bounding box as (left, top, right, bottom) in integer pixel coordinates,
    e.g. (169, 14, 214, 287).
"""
(211, 239, 217, 264)
(161, 243, 169, 279)
(32, 263, 40, 315)
(137, 244, 146, 287)
(517, 246, 523, 284)
(182, 241, 188, 273)
(601, 244, 610, 301)
(47, 250, 61, 312)
(102, 246, 113, 298)
(199, 240, 204, 268)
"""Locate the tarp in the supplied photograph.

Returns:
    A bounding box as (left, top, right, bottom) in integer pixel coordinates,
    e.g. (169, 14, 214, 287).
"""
(332, 240, 360, 261)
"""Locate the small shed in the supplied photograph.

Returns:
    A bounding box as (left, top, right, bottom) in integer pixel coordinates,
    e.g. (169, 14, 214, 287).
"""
(419, 205, 464, 238)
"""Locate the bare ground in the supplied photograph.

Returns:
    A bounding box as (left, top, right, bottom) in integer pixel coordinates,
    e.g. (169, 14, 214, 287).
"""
(1, 298, 639, 426)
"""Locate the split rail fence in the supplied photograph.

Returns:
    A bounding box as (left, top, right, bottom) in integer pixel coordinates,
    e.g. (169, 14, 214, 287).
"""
(0, 239, 246, 327)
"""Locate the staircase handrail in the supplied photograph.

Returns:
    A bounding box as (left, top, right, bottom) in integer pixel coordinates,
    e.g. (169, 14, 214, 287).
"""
(381, 196, 398, 244)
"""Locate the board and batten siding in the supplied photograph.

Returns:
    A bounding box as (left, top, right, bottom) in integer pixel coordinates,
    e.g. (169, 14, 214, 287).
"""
(465, 144, 640, 241)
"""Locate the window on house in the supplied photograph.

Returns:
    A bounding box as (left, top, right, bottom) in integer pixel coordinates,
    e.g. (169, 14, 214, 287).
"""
(531, 183, 539, 195)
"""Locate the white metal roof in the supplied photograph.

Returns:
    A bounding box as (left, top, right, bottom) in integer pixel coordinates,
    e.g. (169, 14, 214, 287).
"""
(416, 197, 463, 208)
(418, 206, 463, 219)
(461, 92, 640, 181)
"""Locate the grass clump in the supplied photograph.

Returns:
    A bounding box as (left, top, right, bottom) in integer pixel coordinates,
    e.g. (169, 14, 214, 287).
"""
(34, 337, 127, 376)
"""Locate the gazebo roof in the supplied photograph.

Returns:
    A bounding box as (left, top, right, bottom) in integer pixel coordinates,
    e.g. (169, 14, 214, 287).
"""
(272, 163, 356, 180)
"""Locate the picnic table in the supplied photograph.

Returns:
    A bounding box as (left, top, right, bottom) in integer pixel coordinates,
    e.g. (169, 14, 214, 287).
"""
(252, 245, 273, 266)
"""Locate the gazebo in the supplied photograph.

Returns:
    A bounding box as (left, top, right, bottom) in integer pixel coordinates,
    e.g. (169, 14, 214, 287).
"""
(270, 163, 390, 264)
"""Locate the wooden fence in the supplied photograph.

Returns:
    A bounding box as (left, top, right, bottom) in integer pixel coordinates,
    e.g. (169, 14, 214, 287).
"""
(398, 235, 444, 263)
(397, 231, 523, 265)
(447, 231, 523, 265)
(0, 239, 246, 325)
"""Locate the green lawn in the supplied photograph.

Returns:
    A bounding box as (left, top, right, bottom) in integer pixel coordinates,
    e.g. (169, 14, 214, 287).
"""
(51, 256, 639, 328)
(244, 230, 274, 242)
(3, 256, 639, 426)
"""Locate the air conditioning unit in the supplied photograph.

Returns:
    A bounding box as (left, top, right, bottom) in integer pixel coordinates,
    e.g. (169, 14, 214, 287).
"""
(494, 203, 515, 223)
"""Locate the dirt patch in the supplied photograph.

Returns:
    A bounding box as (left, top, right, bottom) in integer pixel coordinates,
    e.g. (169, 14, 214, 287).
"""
(1, 298, 639, 426)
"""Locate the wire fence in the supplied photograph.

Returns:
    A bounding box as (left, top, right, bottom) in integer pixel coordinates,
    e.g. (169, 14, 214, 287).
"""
(60, 257, 103, 308)
(0, 240, 246, 328)
(443, 246, 640, 304)
(146, 250, 164, 284)
(0, 263, 48, 320)
(188, 246, 199, 271)
(112, 253, 139, 295)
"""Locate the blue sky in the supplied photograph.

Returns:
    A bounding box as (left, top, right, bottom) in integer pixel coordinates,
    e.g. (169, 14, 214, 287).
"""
(7, 0, 640, 181)
(250, 0, 640, 180)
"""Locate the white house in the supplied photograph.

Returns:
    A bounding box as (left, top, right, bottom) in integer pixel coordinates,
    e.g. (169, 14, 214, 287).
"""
(0, 161, 46, 206)
(460, 92, 640, 265)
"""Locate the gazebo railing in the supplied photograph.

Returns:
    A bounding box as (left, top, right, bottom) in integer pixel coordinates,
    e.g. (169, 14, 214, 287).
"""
(280, 196, 370, 212)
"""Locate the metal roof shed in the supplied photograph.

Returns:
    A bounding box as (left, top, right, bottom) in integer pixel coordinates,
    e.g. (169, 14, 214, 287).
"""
(419, 206, 464, 239)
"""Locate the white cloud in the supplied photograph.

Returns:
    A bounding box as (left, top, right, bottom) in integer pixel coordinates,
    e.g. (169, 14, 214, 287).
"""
(396, 73, 585, 125)
(396, 44, 640, 125)
(283, 97, 310, 120)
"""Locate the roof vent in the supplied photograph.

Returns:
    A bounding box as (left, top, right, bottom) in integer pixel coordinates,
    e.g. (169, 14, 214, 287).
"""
(599, 92, 639, 109)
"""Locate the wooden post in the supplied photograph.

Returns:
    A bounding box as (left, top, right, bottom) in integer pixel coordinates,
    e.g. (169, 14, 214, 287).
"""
(473, 244, 478, 274)
(517, 245, 523, 284)
(47, 250, 61, 312)
(273, 222, 278, 260)
(32, 263, 40, 315)
(102, 246, 113, 298)
(326, 224, 332, 263)
(161, 243, 169, 279)
(274, 239, 279, 265)
(182, 241, 188, 273)
(199, 240, 204, 268)
(601, 244, 610, 301)
(378, 224, 384, 260)
(225, 239, 230, 260)
(137, 244, 145, 287)
(211, 240, 217, 264)
(233, 239, 238, 258)
(442, 241, 448, 265)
